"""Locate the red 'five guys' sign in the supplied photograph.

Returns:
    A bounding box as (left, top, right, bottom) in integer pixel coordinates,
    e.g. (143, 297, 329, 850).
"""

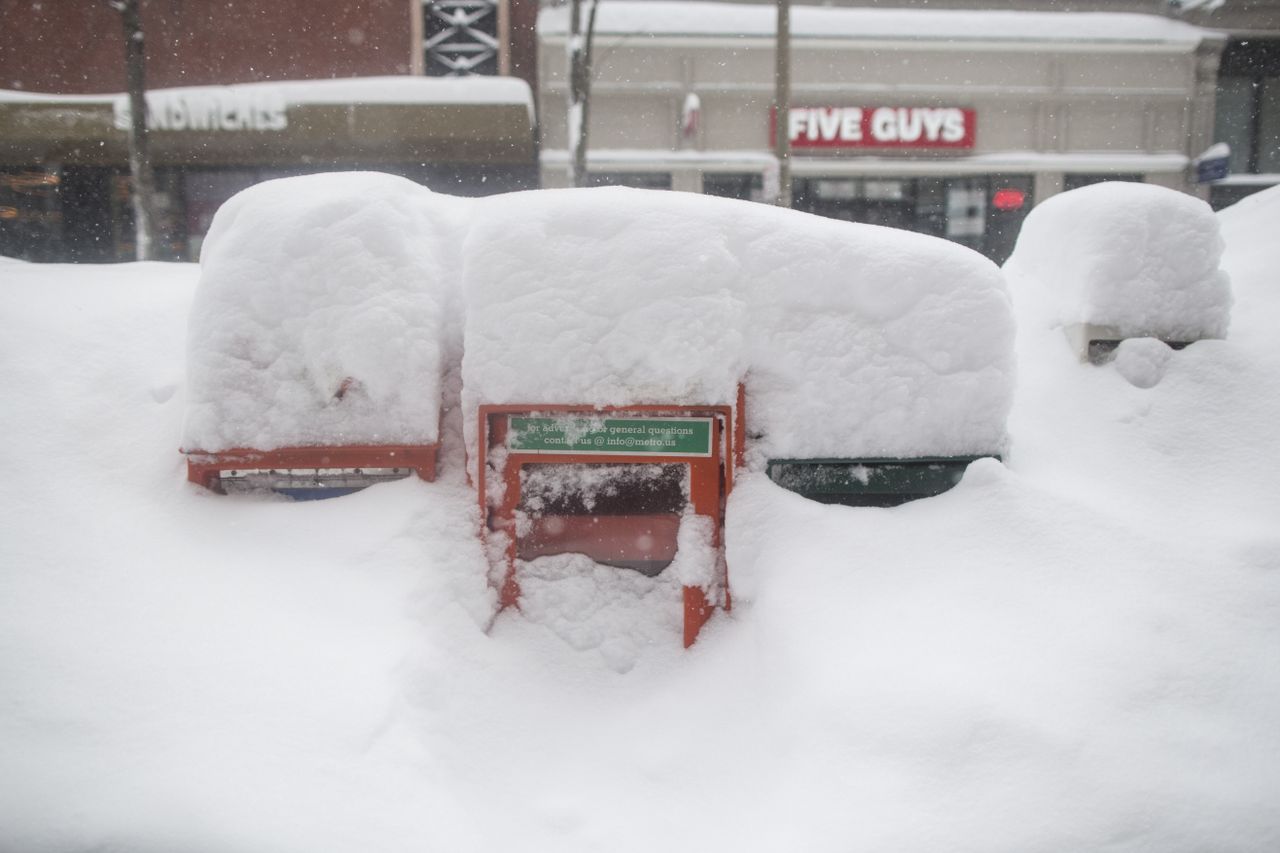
(772, 106, 977, 149)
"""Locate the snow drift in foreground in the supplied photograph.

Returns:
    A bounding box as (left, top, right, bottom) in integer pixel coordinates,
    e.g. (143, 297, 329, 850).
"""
(1004, 181, 1231, 343)
(186, 175, 1014, 465)
(1, 186, 1278, 852)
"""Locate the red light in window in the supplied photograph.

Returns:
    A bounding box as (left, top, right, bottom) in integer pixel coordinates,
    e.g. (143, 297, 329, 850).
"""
(992, 189, 1026, 211)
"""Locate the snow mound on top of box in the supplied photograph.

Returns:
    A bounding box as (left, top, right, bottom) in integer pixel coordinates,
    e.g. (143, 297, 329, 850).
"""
(183, 172, 464, 453)
(1004, 181, 1231, 341)
(738, 210, 1014, 461)
(460, 188, 750, 409)
(460, 187, 1014, 463)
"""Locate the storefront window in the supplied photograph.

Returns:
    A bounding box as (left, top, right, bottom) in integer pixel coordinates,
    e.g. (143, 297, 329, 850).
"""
(1260, 78, 1280, 174)
(111, 170, 187, 262)
(1063, 174, 1143, 192)
(0, 169, 63, 262)
(1215, 39, 1280, 175)
(183, 171, 260, 260)
(790, 175, 1033, 264)
(1216, 77, 1258, 175)
(587, 173, 673, 190)
(703, 173, 763, 202)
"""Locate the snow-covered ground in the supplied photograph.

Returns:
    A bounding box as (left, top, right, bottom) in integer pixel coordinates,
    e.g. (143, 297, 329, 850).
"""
(1, 186, 1279, 851)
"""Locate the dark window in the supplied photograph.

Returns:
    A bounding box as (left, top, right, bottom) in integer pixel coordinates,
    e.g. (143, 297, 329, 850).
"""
(1214, 39, 1280, 174)
(1216, 76, 1258, 174)
(59, 168, 117, 263)
(0, 169, 63, 262)
(1062, 173, 1144, 192)
(587, 172, 673, 190)
(790, 175, 1033, 265)
(703, 173, 764, 202)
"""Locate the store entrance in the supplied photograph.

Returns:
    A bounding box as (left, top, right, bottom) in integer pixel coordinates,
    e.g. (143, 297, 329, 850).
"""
(793, 178, 916, 231)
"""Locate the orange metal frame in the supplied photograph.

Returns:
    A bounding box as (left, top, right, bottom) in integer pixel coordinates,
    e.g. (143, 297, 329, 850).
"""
(478, 388, 746, 648)
(185, 443, 439, 492)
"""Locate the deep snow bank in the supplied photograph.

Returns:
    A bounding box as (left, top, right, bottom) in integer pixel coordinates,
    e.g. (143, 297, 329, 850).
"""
(2, 187, 1280, 852)
(1004, 181, 1231, 343)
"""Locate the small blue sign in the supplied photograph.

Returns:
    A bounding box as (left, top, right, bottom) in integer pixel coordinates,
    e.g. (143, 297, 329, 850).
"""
(1194, 144, 1231, 183)
(1196, 156, 1230, 183)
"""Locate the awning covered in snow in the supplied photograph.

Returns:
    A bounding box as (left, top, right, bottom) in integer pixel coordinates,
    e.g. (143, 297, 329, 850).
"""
(0, 76, 536, 168)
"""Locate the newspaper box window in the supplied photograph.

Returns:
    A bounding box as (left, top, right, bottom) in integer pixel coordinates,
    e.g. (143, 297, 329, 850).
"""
(509, 420, 711, 573)
(181, 173, 460, 496)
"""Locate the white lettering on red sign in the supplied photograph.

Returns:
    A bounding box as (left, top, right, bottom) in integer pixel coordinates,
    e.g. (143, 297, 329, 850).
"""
(777, 107, 975, 150)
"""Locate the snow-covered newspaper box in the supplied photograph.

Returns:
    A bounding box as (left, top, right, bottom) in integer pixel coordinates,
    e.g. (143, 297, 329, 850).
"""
(462, 190, 749, 647)
(461, 188, 1014, 646)
(182, 173, 459, 497)
(1003, 182, 1231, 363)
(738, 205, 1015, 507)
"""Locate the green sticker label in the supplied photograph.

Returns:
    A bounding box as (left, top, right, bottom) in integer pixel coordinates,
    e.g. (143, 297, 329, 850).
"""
(508, 416, 714, 457)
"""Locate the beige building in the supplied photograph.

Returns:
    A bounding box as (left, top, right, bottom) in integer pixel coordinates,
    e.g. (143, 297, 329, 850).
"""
(539, 2, 1232, 262)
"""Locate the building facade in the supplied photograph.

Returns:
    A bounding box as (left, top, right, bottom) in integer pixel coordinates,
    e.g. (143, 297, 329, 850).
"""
(538, 1, 1260, 263)
(1200, 0, 1280, 208)
(0, 0, 540, 261)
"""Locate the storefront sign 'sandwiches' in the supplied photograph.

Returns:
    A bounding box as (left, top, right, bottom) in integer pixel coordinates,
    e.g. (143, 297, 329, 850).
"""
(113, 90, 289, 133)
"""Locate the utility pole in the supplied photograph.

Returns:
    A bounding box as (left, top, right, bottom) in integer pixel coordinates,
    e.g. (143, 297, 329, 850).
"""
(567, 0, 600, 188)
(110, 0, 160, 260)
(774, 0, 792, 208)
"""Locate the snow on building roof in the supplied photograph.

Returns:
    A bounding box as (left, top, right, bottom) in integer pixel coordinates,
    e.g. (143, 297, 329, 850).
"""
(539, 1, 1216, 46)
(0, 75, 535, 111)
(1003, 181, 1231, 343)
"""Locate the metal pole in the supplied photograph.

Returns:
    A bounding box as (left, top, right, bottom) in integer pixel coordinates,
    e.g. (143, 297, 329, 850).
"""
(567, 0, 598, 189)
(115, 0, 160, 260)
(774, 0, 792, 208)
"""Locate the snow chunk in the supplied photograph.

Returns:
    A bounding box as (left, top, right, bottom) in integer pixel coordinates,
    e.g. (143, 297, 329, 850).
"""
(1005, 182, 1231, 344)
(1113, 338, 1174, 388)
(671, 510, 717, 589)
(183, 172, 467, 453)
(514, 553, 682, 673)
